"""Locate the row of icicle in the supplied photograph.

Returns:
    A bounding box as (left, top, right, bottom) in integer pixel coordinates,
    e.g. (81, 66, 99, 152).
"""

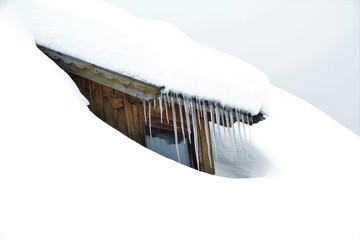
(143, 92, 253, 171)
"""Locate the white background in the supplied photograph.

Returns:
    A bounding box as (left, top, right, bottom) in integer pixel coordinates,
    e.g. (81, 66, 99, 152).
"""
(105, 0, 360, 135)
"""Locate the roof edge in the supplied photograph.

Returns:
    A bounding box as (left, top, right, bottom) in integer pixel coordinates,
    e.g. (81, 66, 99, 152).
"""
(38, 45, 266, 124)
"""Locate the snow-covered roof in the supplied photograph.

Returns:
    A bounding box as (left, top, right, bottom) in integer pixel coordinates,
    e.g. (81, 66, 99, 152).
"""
(5, 0, 271, 117)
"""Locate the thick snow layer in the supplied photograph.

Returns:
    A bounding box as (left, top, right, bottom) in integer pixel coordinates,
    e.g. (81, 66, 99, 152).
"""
(1, 3, 360, 240)
(2, 0, 270, 116)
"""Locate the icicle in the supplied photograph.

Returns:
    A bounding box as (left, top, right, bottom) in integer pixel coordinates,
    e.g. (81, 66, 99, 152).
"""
(235, 110, 240, 135)
(225, 109, 231, 139)
(197, 98, 203, 118)
(209, 103, 218, 163)
(202, 101, 212, 168)
(220, 107, 226, 139)
(241, 114, 248, 142)
(153, 97, 157, 109)
(177, 95, 186, 142)
(148, 101, 152, 137)
(171, 97, 181, 163)
(190, 99, 199, 170)
(143, 100, 147, 124)
(229, 110, 238, 162)
(241, 114, 248, 156)
(230, 110, 236, 141)
(246, 115, 252, 142)
(215, 104, 222, 144)
(159, 95, 163, 123)
(184, 97, 192, 144)
(235, 110, 244, 161)
(196, 99, 202, 130)
(163, 94, 169, 123)
(167, 95, 171, 121)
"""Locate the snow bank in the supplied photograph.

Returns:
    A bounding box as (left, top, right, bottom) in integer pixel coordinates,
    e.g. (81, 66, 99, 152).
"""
(3, 0, 270, 116)
(1, 2, 360, 240)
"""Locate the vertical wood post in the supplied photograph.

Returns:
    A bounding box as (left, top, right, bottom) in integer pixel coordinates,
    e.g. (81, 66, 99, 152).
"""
(198, 118, 215, 174)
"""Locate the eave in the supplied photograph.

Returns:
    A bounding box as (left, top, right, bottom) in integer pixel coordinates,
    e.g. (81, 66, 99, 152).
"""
(38, 45, 265, 124)
(38, 45, 161, 101)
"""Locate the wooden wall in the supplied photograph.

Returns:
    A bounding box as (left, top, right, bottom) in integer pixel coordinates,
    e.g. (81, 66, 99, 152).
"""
(71, 74, 146, 146)
(70, 73, 215, 174)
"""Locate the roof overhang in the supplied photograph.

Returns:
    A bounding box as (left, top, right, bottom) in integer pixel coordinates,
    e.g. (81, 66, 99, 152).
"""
(38, 45, 161, 101)
(38, 45, 265, 124)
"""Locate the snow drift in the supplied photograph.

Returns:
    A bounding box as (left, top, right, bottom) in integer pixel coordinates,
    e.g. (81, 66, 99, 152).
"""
(1, 1, 360, 240)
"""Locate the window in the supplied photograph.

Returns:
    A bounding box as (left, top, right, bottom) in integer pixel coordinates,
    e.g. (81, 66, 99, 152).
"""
(145, 126, 197, 169)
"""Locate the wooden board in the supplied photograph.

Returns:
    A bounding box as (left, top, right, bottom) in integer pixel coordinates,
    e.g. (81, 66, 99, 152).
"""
(39, 45, 161, 101)
(102, 85, 116, 128)
(197, 117, 215, 174)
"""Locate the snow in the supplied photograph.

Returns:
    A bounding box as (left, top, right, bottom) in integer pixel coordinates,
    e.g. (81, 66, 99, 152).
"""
(3, 0, 270, 116)
(1, 1, 360, 240)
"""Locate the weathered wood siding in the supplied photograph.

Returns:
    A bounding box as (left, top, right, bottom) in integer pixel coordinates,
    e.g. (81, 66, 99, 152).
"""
(71, 73, 214, 174)
(71, 73, 145, 146)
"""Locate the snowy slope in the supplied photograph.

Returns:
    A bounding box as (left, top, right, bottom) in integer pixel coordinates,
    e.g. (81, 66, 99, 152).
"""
(2, 0, 270, 116)
(1, 2, 360, 240)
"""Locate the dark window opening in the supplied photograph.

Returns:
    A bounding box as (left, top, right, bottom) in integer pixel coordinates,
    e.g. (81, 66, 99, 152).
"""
(145, 126, 197, 169)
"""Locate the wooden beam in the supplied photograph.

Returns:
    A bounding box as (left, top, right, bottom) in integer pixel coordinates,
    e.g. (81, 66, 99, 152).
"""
(197, 116, 215, 174)
(38, 45, 162, 101)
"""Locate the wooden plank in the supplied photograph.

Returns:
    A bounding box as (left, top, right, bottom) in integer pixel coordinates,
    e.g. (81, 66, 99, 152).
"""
(112, 89, 128, 135)
(87, 79, 95, 113)
(76, 75, 91, 103)
(91, 81, 104, 121)
(132, 103, 146, 146)
(78, 77, 85, 92)
(38, 45, 161, 101)
(197, 117, 215, 174)
(71, 74, 82, 89)
(197, 120, 205, 172)
(69, 74, 90, 107)
(124, 95, 136, 140)
(102, 85, 116, 128)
